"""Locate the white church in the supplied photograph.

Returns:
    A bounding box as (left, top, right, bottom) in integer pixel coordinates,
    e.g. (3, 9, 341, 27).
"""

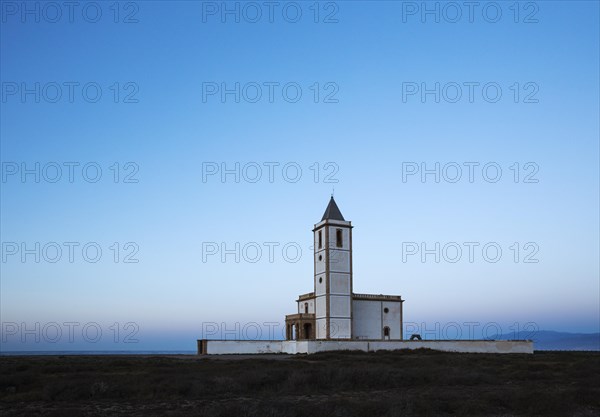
(198, 197, 533, 355)
(285, 197, 404, 341)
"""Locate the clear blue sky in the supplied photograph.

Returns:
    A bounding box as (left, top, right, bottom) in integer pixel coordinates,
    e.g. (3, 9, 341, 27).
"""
(1, 1, 598, 351)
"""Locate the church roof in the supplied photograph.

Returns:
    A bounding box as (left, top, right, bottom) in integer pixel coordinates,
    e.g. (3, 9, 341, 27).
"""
(321, 196, 345, 221)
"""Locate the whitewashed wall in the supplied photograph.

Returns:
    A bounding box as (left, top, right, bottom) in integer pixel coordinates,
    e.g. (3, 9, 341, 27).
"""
(328, 250, 350, 273)
(202, 340, 534, 355)
(352, 299, 402, 340)
(352, 299, 382, 339)
(316, 318, 327, 339)
(329, 273, 350, 294)
(329, 318, 352, 339)
(297, 299, 315, 314)
(330, 295, 351, 317)
(382, 301, 402, 340)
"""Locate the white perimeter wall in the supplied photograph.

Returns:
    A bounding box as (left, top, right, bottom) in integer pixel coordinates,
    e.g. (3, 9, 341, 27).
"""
(202, 340, 534, 355)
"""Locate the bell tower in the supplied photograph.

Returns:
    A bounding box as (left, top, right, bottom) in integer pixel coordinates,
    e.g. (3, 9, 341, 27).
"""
(313, 196, 353, 339)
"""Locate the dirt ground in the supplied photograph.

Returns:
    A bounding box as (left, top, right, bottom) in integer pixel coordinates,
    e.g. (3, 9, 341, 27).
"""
(1, 349, 599, 416)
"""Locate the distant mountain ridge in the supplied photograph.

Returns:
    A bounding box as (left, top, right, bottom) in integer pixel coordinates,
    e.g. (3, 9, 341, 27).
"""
(492, 330, 600, 351)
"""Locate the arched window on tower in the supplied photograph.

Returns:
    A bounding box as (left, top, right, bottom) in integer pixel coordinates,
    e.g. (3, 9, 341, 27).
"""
(304, 302, 309, 314)
(383, 326, 390, 340)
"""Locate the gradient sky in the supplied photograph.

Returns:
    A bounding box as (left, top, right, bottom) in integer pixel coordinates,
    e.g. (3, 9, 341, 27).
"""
(1, 1, 598, 351)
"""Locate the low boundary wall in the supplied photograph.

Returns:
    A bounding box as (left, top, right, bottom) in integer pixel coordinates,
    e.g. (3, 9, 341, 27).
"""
(197, 339, 534, 355)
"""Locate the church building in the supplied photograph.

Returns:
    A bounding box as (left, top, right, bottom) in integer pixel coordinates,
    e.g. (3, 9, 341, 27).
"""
(197, 196, 533, 354)
(285, 197, 404, 341)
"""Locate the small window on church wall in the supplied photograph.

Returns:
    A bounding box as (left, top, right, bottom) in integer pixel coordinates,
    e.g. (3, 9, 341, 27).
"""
(384, 308, 389, 314)
(318, 230, 322, 249)
(336, 229, 343, 247)
(384, 326, 390, 337)
(304, 303, 308, 314)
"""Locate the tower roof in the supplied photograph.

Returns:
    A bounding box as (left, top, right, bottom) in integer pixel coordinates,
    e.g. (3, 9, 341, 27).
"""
(321, 196, 345, 221)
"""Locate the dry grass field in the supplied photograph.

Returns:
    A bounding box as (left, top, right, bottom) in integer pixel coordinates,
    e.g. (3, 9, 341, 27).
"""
(1, 349, 599, 416)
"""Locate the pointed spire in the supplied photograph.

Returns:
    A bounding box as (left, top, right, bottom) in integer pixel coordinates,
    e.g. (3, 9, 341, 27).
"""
(321, 196, 345, 221)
